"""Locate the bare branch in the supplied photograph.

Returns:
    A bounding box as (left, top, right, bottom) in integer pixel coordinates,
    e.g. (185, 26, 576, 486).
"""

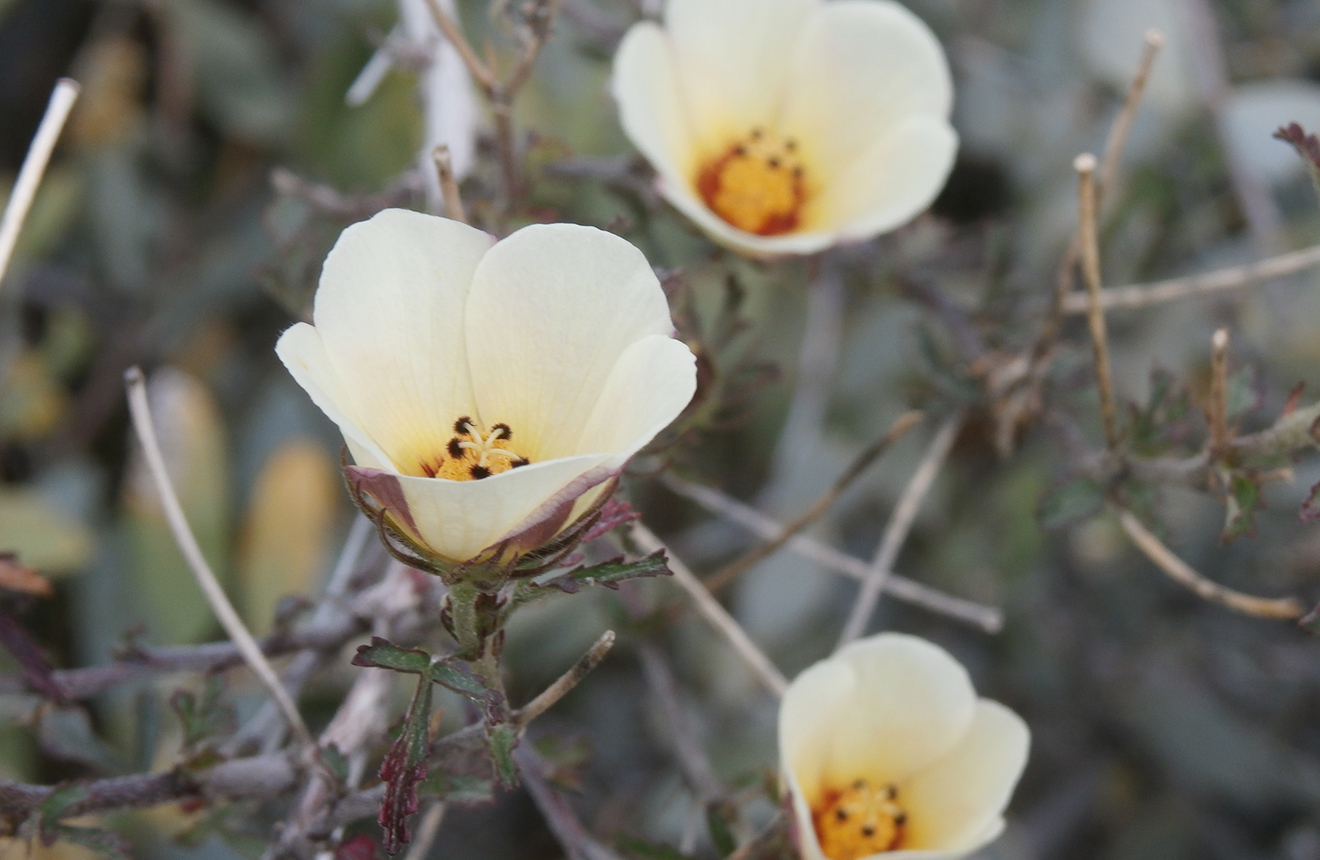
(1209, 328, 1230, 451)
(1075, 154, 1120, 449)
(637, 643, 724, 801)
(124, 367, 313, 747)
(515, 629, 616, 727)
(1097, 30, 1163, 194)
(660, 474, 1003, 632)
(422, 0, 496, 93)
(704, 410, 923, 594)
(1115, 508, 1304, 619)
(432, 144, 468, 223)
(0, 79, 79, 287)
(630, 524, 788, 697)
(836, 411, 965, 648)
(515, 746, 625, 860)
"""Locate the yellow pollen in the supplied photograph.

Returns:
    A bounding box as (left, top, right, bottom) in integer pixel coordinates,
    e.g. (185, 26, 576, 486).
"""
(812, 779, 907, 860)
(418, 418, 529, 481)
(697, 129, 806, 236)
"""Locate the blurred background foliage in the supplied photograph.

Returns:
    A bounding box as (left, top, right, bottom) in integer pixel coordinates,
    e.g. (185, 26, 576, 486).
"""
(4, 0, 1320, 858)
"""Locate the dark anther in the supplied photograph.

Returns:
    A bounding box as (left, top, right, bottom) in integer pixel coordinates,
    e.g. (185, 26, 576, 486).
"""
(447, 438, 464, 458)
(894, 813, 906, 825)
(853, 779, 867, 789)
(793, 166, 804, 177)
(785, 138, 798, 151)
(491, 422, 511, 439)
(453, 416, 474, 434)
(884, 785, 897, 799)
(861, 826, 875, 837)
(768, 157, 781, 169)
(469, 465, 492, 479)
(751, 127, 763, 139)
(734, 144, 748, 156)
(835, 809, 849, 822)
(513, 457, 530, 468)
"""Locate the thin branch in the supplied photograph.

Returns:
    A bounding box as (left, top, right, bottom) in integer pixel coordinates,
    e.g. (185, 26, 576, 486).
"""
(514, 746, 625, 860)
(0, 79, 79, 287)
(124, 367, 313, 747)
(636, 643, 724, 801)
(422, 0, 495, 93)
(1097, 30, 1163, 194)
(660, 474, 1003, 633)
(432, 144, 468, 223)
(1208, 328, 1230, 451)
(1060, 242, 1320, 314)
(630, 524, 788, 697)
(515, 629, 616, 726)
(704, 410, 923, 594)
(1114, 508, 1304, 619)
(1075, 154, 1120, 449)
(835, 411, 965, 648)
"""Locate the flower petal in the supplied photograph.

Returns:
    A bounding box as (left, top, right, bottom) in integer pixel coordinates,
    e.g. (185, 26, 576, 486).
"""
(658, 180, 843, 258)
(311, 208, 495, 470)
(464, 223, 678, 462)
(275, 323, 394, 471)
(612, 21, 696, 181)
(380, 453, 612, 562)
(810, 116, 958, 240)
(899, 700, 1028, 852)
(824, 634, 977, 786)
(781, 659, 855, 860)
(781, 1, 954, 186)
(576, 335, 697, 467)
(663, 0, 817, 146)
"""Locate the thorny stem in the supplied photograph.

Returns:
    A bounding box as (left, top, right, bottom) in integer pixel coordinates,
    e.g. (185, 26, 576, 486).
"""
(835, 411, 966, 649)
(1075, 154, 1120, 450)
(124, 367, 314, 748)
(1114, 508, 1304, 619)
(704, 410, 924, 594)
(0, 79, 79, 288)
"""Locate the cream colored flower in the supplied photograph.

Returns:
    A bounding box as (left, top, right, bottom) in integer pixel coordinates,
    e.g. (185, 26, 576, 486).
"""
(780, 634, 1029, 860)
(276, 209, 697, 564)
(611, 0, 957, 257)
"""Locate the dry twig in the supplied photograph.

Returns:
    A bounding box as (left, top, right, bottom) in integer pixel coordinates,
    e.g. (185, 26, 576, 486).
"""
(836, 411, 965, 648)
(704, 410, 923, 594)
(1075, 154, 1120, 449)
(660, 475, 1003, 632)
(1208, 328, 1230, 451)
(630, 523, 789, 697)
(1115, 508, 1303, 620)
(515, 629, 616, 726)
(432, 144, 468, 223)
(124, 367, 313, 746)
(0, 79, 79, 286)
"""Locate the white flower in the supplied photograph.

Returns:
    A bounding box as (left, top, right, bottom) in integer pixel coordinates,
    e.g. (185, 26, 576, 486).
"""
(276, 209, 697, 564)
(611, 0, 957, 257)
(780, 634, 1029, 860)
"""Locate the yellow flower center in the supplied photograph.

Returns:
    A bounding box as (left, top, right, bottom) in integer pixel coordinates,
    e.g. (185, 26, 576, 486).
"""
(696, 128, 806, 236)
(812, 779, 907, 860)
(418, 417, 530, 481)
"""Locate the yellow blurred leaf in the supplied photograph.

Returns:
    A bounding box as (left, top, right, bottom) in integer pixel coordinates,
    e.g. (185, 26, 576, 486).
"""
(122, 368, 230, 645)
(0, 351, 67, 442)
(237, 440, 338, 634)
(0, 488, 92, 575)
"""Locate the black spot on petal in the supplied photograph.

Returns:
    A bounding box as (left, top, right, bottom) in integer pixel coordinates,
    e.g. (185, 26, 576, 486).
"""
(835, 809, 849, 822)
(894, 813, 906, 826)
(861, 826, 875, 838)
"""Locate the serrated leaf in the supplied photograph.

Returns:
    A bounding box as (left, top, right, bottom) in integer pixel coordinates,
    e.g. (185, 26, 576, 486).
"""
(428, 659, 497, 706)
(352, 638, 432, 676)
(534, 551, 671, 595)
(1223, 474, 1261, 542)
(1038, 478, 1105, 529)
(487, 722, 519, 789)
(171, 675, 235, 748)
(377, 674, 433, 855)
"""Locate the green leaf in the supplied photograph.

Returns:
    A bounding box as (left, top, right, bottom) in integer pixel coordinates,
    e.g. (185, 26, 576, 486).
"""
(532, 551, 671, 595)
(706, 802, 737, 857)
(428, 659, 497, 705)
(1038, 478, 1105, 529)
(352, 638, 432, 676)
(419, 771, 496, 806)
(1223, 473, 1261, 543)
(170, 675, 235, 748)
(487, 722, 519, 789)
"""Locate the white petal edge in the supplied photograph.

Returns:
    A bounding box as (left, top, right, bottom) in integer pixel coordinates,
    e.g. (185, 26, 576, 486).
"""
(780, 0, 954, 178)
(275, 323, 395, 471)
(899, 699, 1030, 852)
(577, 334, 697, 467)
(465, 223, 677, 462)
(662, 0, 818, 146)
(781, 659, 856, 860)
(311, 209, 494, 470)
(392, 452, 612, 562)
(612, 22, 696, 182)
(812, 117, 958, 241)
(824, 634, 977, 788)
